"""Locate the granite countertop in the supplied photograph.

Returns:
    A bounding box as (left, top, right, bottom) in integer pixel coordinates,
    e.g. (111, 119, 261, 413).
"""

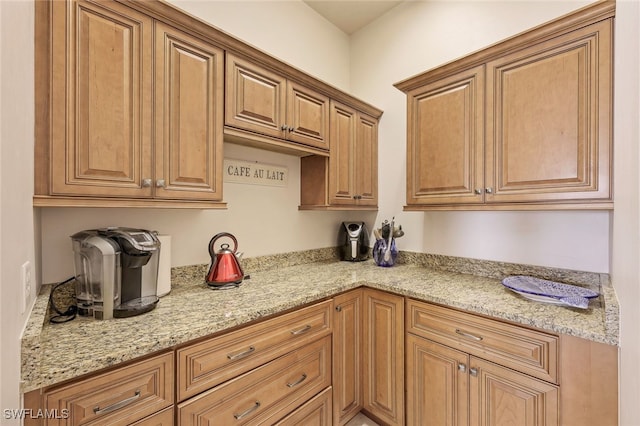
(21, 250, 619, 393)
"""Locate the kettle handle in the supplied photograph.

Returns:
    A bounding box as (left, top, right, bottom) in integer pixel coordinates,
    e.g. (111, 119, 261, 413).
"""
(208, 232, 239, 257)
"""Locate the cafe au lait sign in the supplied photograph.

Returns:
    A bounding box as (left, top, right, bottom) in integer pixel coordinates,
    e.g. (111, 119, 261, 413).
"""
(224, 159, 288, 187)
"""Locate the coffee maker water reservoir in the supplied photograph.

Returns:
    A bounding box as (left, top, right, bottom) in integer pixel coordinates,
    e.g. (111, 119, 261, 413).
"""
(71, 228, 161, 320)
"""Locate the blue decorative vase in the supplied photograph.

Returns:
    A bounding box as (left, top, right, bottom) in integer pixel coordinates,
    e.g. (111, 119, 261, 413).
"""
(373, 238, 398, 267)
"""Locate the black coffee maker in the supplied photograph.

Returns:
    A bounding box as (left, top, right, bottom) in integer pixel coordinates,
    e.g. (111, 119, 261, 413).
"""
(338, 222, 370, 261)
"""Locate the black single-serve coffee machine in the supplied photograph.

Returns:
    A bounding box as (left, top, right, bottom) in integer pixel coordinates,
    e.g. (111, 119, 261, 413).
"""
(71, 227, 161, 319)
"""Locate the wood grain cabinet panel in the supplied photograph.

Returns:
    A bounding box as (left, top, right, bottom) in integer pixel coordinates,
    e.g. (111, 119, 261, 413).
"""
(225, 53, 329, 151)
(333, 289, 363, 425)
(407, 299, 558, 383)
(154, 22, 224, 201)
(396, 3, 614, 210)
(178, 335, 332, 425)
(43, 352, 173, 426)
(362, 289, 404, 426)
(405, 65, 485, 206)
(48, 0, 153, 198)
(300, 102, 378, 209)
(485, 19, 612, 204)
(274, 387, 333, 426)
(177, 300, 332, 401)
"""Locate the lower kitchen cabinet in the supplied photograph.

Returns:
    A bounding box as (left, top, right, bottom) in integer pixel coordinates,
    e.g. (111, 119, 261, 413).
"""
(40, 351, 174, 426)
(362, 289, 404, 426)
(333, 289, 364, 425)
(275, 387, 333, 426)
(177, 335, 332, 425)
(407, 334, 559, 426)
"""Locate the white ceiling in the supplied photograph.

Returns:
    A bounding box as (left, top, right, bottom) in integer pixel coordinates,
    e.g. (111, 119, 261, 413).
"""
(302, 0, 404, 34)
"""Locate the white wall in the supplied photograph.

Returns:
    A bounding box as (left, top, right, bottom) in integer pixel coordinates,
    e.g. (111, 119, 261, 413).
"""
(0, 0, 36, 422)
(612, 1, 640, 425)
(349, 0, 610, 273)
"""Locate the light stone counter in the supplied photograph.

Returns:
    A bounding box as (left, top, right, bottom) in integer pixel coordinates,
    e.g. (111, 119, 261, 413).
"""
(21, 250, 618, 394)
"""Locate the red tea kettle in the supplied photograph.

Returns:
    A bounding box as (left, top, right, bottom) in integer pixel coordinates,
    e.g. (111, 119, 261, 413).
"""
(206, 232, 244, 286)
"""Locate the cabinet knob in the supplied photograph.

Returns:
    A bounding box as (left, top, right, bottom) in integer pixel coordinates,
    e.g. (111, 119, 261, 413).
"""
(474, 188, 482, 195)
(156, 179, 166, 188)
(142, 178, 152, 188)
(458, 363, 467, 373)
(288, 126, 295, 132)
(335, 306, 342, 312)
(470, 367, 478, 377)
(281, 124, 288, 131)
(485, 187, 493, 194)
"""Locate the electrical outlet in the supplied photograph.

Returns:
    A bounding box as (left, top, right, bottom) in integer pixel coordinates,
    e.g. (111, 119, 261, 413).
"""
(21, 261, 32, 314)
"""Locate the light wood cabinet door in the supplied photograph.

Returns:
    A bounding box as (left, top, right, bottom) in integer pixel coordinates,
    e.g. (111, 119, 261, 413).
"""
(355, 112, 378, 206)
(406, 334, 469, 426)
(286, 81, 330, 149)
(485, 20, 612, 204)
(327, 102, 378, 207)
(225, 53, 287, 139)
(154, 22, 224, 201)
(50, 0, 153, 198)
(363, 289, 404, 426)
(405, 65, 485, 206)
(333, 289, 363, 425)
(225, 53, 329, 151)
(469, 357, 559, 426)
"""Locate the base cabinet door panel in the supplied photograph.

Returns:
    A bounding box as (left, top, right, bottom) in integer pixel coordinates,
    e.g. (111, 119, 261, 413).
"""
(363, 289, 404, 426)
(470, 357, 559, 426)
(406, 334, 469, 426)
(333, 289, 363, 425)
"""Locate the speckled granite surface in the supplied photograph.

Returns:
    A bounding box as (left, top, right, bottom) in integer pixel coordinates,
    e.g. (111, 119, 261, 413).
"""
(21, 249, 618, 393)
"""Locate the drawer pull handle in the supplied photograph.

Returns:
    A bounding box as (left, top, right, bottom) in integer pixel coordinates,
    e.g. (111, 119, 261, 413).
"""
(455, 329, 483, 341)
(93, 390, 140, 415)
(286, 373, 307, 388)
(290, 325, 312, 335)
(227, 346, 256, 360)
(234, 401, 261, 420)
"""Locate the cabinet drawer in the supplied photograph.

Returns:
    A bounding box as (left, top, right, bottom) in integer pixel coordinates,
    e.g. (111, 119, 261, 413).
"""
(274, 387, 332, 425)
(130, 407, 174, 425)
(406, 300, 558, 383)
(178, 335, 332, 425)
(44, 352, 173, 426)
(177, 300, 332, 401)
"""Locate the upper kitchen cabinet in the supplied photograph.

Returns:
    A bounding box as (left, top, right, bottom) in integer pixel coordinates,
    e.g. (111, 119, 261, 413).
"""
(34, 0, 225, 208)
(395, 1, 614, 211)
(154, 22, 224, 202)
(299, 102, 379, 210)
(225, 53, 330, 154)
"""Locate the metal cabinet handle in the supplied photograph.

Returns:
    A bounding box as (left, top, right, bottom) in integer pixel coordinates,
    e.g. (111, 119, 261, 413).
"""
(281, 124, 288, 131)
(227, 346, 256, 360)
(286, 373, 307, 388)
(142, 178, 152, 188)
(335, 306, 342, 312)
(288, 126, 295, 132)
(156, 179, 166, 188)
(455, 329, 483, 341)
(458, 363, 467, 373)
(290, 324, 312, 335)
(470, 367, 479, 377)
(233, 401, 261, 420)
(93, 390, 140, 415)
(474, 188, 482, 195)
(485, 187, 493, 194)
